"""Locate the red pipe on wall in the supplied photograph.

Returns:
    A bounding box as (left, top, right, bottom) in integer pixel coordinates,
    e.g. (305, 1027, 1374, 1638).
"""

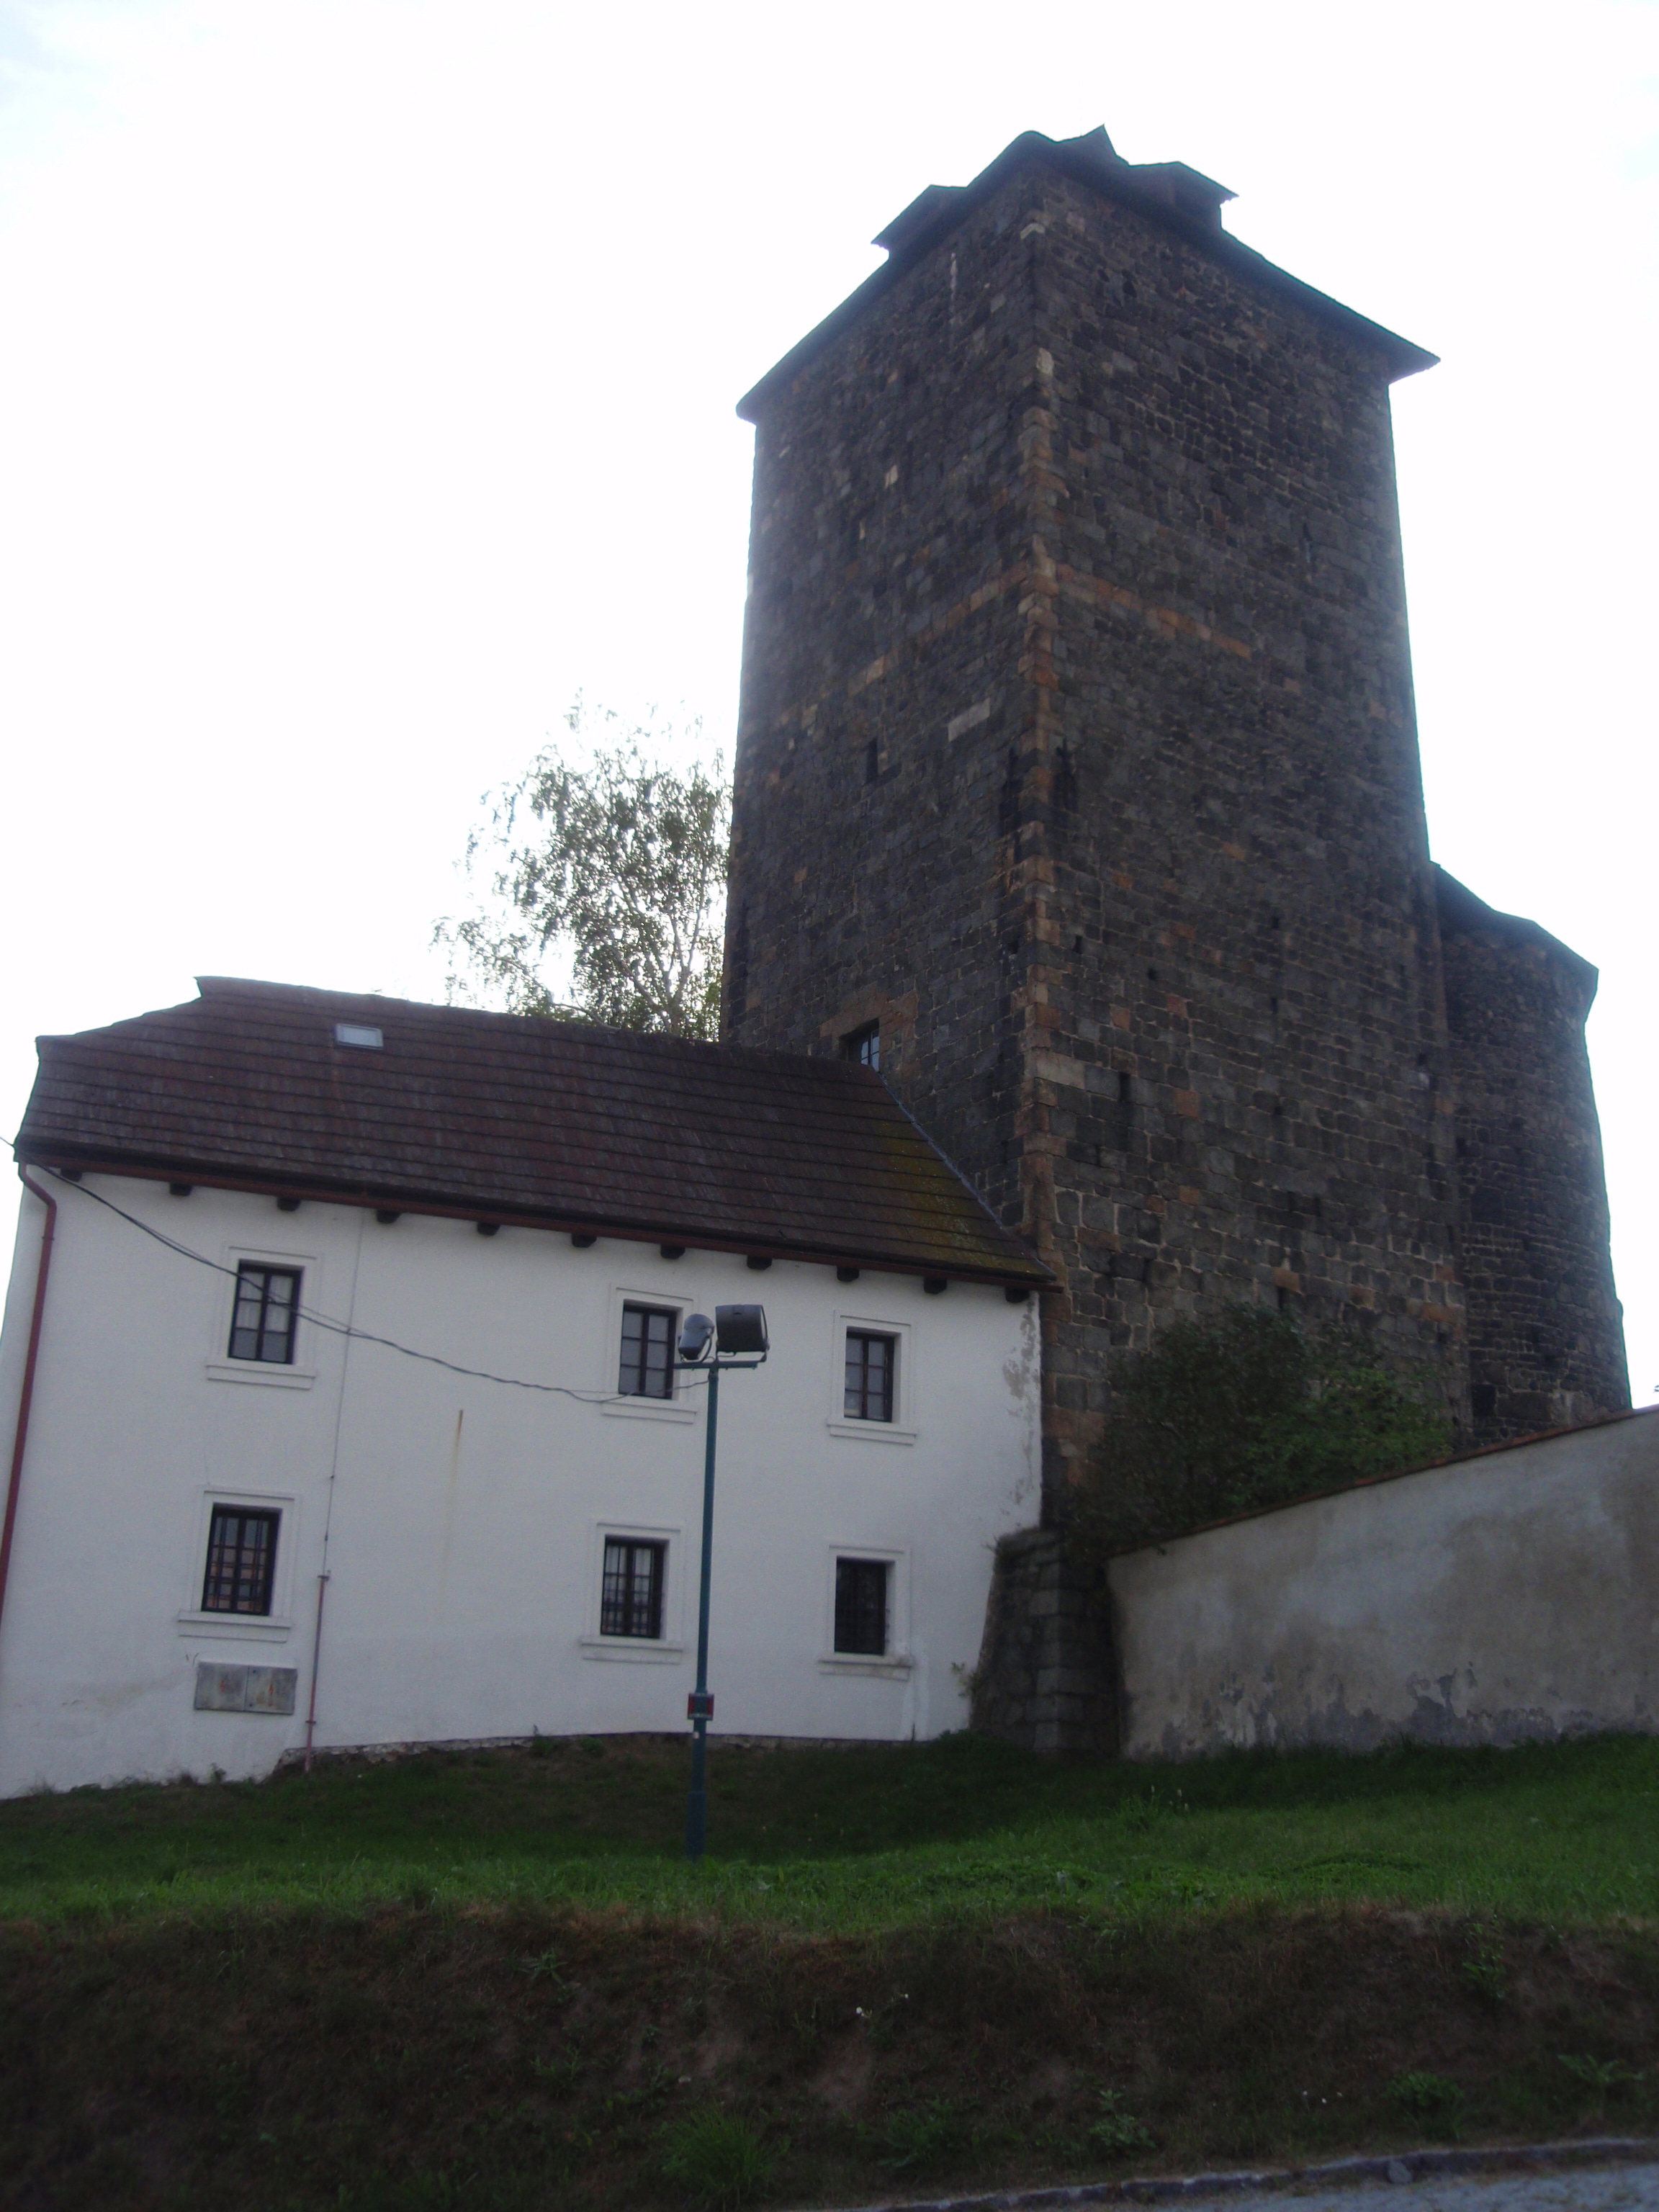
(0, 1166, 58, 1641)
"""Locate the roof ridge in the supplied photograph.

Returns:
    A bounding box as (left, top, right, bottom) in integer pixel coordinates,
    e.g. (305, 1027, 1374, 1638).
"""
(187, 978, 892, 1081)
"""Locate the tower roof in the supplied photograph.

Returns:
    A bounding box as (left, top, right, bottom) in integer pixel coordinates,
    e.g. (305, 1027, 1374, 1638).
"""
(738, 125, 1436, 422)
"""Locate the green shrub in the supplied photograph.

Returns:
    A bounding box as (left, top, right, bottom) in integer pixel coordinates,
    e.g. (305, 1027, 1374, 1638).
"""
(1460, 1918, 1508, 2005)
(660, 2108, 775, 2208)
(1386, 2071, 1466, 2138)
(1071, 1306, 1452, 1555)
(1559, 2052, 1644, 2113)
(1089, 2088, 1156, 2156)
(877, 2098, 968, 2174)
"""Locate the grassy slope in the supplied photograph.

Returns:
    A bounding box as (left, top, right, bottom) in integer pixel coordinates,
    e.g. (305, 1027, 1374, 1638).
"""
(2, 1734, 1657, 2210)
(3, 1730, 1656, 1925)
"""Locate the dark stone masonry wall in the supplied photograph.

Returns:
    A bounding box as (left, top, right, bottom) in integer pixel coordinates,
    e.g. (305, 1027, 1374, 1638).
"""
(1437, 868, 1628, 1444)
(724, 176, 1040, 1233)
(726, 125, 1627, 1744)
(1007, 161, 1467, 1481)
(969, 1528, 1116, 1755)
(729, 135, 1491, 1491)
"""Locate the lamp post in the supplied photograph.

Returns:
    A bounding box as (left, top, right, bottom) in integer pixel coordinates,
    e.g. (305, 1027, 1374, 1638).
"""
(676, 1303, 768, 1863)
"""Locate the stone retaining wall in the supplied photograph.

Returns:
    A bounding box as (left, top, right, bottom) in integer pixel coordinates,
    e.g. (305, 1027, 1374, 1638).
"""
(970, 1526, 1116, 1753)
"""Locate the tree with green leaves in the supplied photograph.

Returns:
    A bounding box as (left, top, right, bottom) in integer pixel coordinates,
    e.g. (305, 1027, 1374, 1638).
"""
(1070, 1305, 1454, 1559)
(435, 701, 729, 1041)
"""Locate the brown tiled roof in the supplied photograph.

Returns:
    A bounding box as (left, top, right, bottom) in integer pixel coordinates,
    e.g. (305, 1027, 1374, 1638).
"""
(14, 979, 1051, 1288)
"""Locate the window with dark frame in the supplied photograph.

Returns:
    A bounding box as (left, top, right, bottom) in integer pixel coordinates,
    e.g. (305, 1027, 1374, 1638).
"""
(844, 1328, 896, 1422)
(228, 1263, 301, 1364)
(841, 1021, 880, 1072)
(600, 1537, 665, 1640)
(619, 1303, 677, 1398)
(834, 1557, 889, 1656)
(202, 1506, 280, 1615)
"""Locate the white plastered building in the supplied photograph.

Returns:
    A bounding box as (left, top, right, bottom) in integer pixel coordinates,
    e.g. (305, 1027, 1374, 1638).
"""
(0, 979, 1048, 1796)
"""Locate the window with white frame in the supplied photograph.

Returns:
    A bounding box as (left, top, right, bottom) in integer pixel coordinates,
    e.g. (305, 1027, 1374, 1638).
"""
(601, 1536, 666, 1639)
(602, 1287, 692, 1423)
(210, 1247, 317, 1389)
(833, 1556, 889, 1655)
(618, 1303, 676, 1398)
(820, 1545, 909, 1674)
(179, 1488, 298, 1637)
(228, 1263, 300, 1364)
(202, 1504, 281, 1615)
(828, 1312, 915, 1442)
(580, 1521, 683, 1658)
(843, 1328, 896, 1422)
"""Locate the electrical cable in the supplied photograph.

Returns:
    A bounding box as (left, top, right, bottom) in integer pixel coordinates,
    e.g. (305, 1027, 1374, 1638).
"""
(38, 1169, 710, 1403)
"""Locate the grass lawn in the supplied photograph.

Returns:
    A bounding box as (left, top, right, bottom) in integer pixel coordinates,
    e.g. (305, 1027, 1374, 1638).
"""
(2, 1731, 1656, 2208)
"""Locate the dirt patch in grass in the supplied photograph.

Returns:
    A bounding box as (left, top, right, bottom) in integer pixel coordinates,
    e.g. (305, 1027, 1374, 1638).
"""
(2, 1903, 1655, 2211)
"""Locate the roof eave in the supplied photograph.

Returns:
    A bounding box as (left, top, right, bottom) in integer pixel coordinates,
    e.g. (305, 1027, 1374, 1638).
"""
(15, 1148, 1056, 1292)
(737, 130, 1435, 423)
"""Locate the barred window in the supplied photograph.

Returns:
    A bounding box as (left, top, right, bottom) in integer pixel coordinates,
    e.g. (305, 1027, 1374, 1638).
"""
(601, 1537, 665, 1640)
(834, 1557, 889, 1656)
(619, 1304, 676, 1399)
(844, 1329, 896, 1422)
(202, 1506, 279, 1615)
(228, 1264, 300, 1364)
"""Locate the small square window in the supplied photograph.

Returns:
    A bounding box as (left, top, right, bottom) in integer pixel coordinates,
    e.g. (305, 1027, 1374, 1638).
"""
(601, 1537, 665, 1640)
(842, 1021, 880, 1072)
(202, 1506, 280, 1616)
(228, 1264, 300, 1364)
(619, 1304, 676, 1398)
(844, 1329, 896, 1421)
(834, 1557, 889, 1655)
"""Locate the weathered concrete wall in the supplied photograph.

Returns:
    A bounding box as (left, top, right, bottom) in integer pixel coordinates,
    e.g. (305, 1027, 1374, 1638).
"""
(970, 1527, 1116, 1753)
(1107, 1408, 1659, 1758)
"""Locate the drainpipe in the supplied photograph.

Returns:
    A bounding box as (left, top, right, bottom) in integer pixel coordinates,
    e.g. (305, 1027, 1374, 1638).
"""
(302, 1573, 330, 1773)
(0, 1166, 58, 1642)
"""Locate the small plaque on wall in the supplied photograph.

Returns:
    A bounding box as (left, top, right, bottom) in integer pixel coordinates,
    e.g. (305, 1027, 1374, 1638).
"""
(194, 1663, 298, 1715)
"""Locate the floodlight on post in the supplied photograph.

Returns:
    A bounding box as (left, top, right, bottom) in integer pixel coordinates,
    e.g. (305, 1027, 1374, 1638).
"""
(678, 1302, 768, 1864)
(714, 1305, 768, 1356)
(678, 1312, 715, 1363)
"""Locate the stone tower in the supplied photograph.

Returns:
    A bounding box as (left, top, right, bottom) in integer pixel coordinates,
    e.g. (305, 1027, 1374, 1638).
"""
(723, 126, 1627, 1501)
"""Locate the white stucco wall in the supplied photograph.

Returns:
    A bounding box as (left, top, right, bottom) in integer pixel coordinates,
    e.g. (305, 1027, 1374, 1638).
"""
(0, 1174, 1041, 1794)
(1107, 1407, 1659, 1759)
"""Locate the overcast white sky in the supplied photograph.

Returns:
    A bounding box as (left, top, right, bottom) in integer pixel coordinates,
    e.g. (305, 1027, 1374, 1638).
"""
(1, 0, 1655, 1395)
